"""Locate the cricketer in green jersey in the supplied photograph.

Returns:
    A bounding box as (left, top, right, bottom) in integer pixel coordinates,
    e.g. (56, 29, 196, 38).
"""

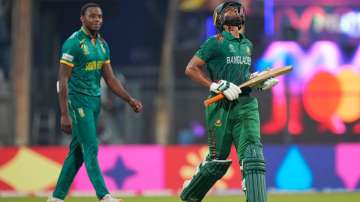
(49, 3, 142, 202)
(180, 1, 278, 202)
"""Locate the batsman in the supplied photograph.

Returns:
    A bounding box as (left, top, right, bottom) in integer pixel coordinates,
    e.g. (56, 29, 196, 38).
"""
(181, 1, 278, 202)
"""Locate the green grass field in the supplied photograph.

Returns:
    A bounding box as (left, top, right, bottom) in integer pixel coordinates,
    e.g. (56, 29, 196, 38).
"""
(1, 193, 360, 202)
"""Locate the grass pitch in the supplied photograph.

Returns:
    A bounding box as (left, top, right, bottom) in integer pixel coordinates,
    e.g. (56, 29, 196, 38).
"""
(1, 192, 360, 202)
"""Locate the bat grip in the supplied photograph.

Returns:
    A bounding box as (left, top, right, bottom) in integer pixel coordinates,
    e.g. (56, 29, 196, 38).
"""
(204, 94, 225, 107)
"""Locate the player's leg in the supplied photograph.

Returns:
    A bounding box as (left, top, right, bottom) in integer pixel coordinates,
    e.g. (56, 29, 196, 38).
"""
(206, 103, 233, 161)
(180, 103, 233, 202)
(241, 144, 267, 202)
(52, 101, 85, 200)
(91, 97, 124, 202)
(52, 136, 83, 200)
(232, 97, 267, 202)
(75, 104, 109, 200)
(180, 159, 232, 202)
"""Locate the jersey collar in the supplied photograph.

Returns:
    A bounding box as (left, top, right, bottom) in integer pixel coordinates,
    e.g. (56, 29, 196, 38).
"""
(80, 26, 101, 39)
(222, 31, 244, 41)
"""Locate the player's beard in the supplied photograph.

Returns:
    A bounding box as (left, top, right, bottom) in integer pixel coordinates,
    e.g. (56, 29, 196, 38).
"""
(85, 25, 101, 36)
(88, 28, 98, 36)
(83, 20, 102, 36)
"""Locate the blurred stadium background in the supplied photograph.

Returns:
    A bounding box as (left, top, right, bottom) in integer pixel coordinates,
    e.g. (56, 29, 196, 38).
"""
(0, 0, 360, 201)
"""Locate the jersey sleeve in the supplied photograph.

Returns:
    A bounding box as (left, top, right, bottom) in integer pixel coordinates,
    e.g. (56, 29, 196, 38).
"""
(195, 37, 217, 62)
(103, 40, 111, 64)
(60, 38, 79, 68)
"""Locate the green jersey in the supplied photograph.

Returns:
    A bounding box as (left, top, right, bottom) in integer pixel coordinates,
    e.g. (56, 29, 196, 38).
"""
(195, 31, 252, 85)
(60, 27, 111, 96)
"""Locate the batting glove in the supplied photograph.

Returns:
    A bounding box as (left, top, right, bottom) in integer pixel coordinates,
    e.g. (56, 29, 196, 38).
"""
(210, 80, 227, 93)
(249, 71, 259, 79)
(249, 71, 268, 79)
(260, 78, 279, 90)
(249, 72, 278, 90)
(253, 78, 278, 90)
(210, 80, 241, 101)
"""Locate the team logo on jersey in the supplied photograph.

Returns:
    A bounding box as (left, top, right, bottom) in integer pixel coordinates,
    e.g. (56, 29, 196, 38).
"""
(80, 39, 89, 55)
(239, 45, 251, 56)
(81, 44, 89, 55)
(229, 44, 236, 53)
(214, 119, 222, 127)
(78, 108, 85, 118)
(245, 46, 251, 55)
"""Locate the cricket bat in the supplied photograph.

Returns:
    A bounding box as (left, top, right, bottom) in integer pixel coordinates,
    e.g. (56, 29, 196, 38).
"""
(204, 65, 293, 106)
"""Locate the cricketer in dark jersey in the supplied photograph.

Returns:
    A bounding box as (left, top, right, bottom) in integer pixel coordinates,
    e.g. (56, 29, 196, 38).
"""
(180, 2, 277, 202)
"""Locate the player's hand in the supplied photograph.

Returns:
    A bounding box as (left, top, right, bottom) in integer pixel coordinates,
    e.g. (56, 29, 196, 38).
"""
(223, 82, 242, 100)
(249, 71, 259, 79)
(128, 98, 143, 113)
(210, 80, 241, 101)
(60, 115, 72, 135)
(249, 71, 268, 79)
(261, 78, 278, 90)
(255, 78, 279, 90)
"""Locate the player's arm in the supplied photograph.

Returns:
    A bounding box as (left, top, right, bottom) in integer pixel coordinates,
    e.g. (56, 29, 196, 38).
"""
(58, 63, 72, 134)
(185, 56, 241, 101)
(102, 63, 142, 112)
(185, 56, 212, 88)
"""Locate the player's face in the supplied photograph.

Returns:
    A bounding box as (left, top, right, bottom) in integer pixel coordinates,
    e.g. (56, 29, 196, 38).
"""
(222, 5, 245, 31)
(82, 7, 103, 32)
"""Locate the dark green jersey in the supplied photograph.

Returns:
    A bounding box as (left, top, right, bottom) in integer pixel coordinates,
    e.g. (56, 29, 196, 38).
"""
(60, 27, 110, 96)
(195, 31, 252, 85)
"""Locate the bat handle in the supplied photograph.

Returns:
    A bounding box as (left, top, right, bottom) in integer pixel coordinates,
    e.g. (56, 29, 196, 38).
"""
(204, 94, 225, 107)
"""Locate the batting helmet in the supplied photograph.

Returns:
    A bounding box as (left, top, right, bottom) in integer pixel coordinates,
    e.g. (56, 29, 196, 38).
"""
(213, 1, 245, 33)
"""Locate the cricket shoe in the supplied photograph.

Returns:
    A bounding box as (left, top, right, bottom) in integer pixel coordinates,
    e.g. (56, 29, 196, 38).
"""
(47, 196, 64, 202)
(100, 194, 125, 202)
